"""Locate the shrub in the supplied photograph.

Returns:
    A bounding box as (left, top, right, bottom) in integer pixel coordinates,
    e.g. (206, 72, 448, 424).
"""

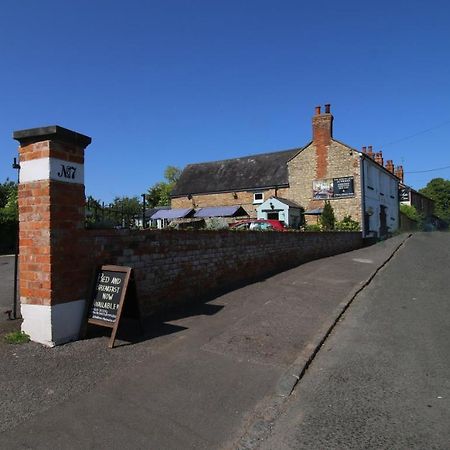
(303, 223, 322, 232)
(320, 201, 336, 230)
(335, 215, 360, 231)
(400, 204, 425, 229)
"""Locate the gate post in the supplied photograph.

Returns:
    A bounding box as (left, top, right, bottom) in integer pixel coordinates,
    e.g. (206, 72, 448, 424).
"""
(13, 126, 91, 346)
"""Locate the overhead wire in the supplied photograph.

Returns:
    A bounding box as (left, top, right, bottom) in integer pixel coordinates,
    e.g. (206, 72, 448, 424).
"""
(377, 117, 450, 175)
(380, 119, 450, 148)
(405, 164, 450, 174)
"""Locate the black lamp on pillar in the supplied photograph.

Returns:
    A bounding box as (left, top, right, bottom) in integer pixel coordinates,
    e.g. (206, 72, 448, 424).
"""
(141, 193, 146, 229)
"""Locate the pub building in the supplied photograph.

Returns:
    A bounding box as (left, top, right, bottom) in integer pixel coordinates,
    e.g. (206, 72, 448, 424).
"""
(171, 105, 400, 237)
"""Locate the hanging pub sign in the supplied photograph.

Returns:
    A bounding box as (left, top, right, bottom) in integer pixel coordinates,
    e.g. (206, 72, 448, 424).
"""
(312, 176, 354, 200)
(399, 187, 410, 202)
(84, 265, 142, 348)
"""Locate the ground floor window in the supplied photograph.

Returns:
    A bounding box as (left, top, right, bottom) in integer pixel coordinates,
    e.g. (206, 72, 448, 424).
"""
(267, 212, 279, 220)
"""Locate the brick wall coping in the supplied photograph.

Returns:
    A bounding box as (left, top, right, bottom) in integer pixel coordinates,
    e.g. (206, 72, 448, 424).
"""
(13, 126, 92, 147)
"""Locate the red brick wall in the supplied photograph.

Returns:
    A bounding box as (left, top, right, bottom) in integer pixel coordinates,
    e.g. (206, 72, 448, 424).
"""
(18, 180, 52, 306)
(78, 229, 363, 316)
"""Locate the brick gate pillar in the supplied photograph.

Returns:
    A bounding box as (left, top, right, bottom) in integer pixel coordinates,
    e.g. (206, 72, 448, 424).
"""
(13, 126, 92, 346)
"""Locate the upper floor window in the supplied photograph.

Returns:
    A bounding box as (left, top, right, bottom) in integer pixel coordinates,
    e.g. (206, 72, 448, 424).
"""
(367, 164, 375, 190)
(253, 192, 264, 204)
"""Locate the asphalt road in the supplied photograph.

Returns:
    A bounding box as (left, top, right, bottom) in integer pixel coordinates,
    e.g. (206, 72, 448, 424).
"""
(0, 255, 15, 318)
(257, 232, 450, 450)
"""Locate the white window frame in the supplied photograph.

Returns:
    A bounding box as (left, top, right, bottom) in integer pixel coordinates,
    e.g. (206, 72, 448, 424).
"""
(253, 192, 264, 204)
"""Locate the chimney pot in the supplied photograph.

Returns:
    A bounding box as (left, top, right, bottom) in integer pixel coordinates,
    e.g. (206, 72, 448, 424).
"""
(374, 151, 384, 166)
(395, 165, 404, 182)
(362, 146, 367, 153)
(325, 104, 331, 114)
(315, 106, 321, 115)
(385, 160, 395, 173)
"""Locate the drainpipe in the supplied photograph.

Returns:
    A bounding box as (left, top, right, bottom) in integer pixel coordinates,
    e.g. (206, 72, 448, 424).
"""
(360, 154, 366, 238)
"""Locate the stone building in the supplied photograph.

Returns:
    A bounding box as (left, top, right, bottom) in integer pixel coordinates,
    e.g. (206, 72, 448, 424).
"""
(171, 105, 401, 237)
(399, 184, 434, 218)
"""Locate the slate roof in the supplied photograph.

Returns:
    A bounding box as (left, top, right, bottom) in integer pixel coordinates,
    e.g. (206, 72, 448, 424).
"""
(150, 208, 194, 219)
(271, 196, 303, 208)
(304, 208, 323, 215)
(144, 206, 170, 219)
(194, 206, 249, 218)
(171, 148, 301, 197)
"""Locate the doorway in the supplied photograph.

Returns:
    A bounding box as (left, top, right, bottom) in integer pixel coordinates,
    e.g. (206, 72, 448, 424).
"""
(379, 206, 388, 238)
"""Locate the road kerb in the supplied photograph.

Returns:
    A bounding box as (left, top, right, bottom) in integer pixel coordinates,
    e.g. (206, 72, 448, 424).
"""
(275, 233, 412, 398)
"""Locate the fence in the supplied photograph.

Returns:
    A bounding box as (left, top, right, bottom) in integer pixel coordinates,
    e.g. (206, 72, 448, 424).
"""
(85, 199, 143, 229)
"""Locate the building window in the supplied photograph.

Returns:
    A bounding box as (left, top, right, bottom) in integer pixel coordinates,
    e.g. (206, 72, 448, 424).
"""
(366, 165, 374, 190)
(253, 192, 264, 204)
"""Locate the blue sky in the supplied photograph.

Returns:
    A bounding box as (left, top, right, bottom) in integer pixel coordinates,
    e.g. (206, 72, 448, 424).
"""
(1, 0, 449, 202)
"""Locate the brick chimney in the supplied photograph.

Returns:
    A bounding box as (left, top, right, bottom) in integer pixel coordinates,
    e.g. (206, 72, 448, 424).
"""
(395, 165, 404, 182)
(312, 104, 333, 179)
(374, 151, 384, 166)
(385, 159, 395, 173)
(362, 146, 367, 153)
(367, 145, 374, 159)
(312, 104, 333, 143)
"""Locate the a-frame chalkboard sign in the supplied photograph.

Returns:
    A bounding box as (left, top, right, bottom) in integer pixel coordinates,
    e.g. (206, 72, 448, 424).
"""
(84, 265, 142, 348)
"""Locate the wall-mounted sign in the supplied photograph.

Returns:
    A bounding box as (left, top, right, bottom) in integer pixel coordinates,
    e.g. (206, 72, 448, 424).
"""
(84, 265, 141, 348)
(312, 179, 334, 199)
(312, 176, 354, 200)
(333, 177, 355, 198)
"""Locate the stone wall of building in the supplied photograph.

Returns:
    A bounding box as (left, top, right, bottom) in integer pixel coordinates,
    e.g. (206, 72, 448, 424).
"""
(287, 141, 362, 224)
(171, 187, 290, 218)
(79, 229, 363, 316)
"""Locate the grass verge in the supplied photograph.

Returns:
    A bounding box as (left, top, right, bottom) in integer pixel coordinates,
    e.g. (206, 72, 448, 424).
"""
(3, 330, 30, 344)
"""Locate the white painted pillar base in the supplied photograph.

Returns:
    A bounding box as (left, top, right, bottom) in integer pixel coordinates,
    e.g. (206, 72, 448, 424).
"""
(21, 299, 86, 347)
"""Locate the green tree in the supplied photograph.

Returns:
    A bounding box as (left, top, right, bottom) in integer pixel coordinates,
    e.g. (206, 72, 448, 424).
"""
(419, 178, 450, 223)
(85, 195, 103, 227)
(147, 165, 182, 207)
(86, 195, 102, 209)
(0, 180, 18, 223)
(0, 179, 17, 207)
(110, 196, 141, 215)
(320, 200, 336, 230)
(0, 180, 18, 253)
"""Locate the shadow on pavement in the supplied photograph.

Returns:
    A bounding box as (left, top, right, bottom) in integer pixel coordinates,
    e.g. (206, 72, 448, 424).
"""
(84, 301, 225, 347)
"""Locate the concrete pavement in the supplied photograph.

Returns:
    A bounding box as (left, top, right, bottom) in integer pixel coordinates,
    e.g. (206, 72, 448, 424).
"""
(0, 234, 408, 449)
